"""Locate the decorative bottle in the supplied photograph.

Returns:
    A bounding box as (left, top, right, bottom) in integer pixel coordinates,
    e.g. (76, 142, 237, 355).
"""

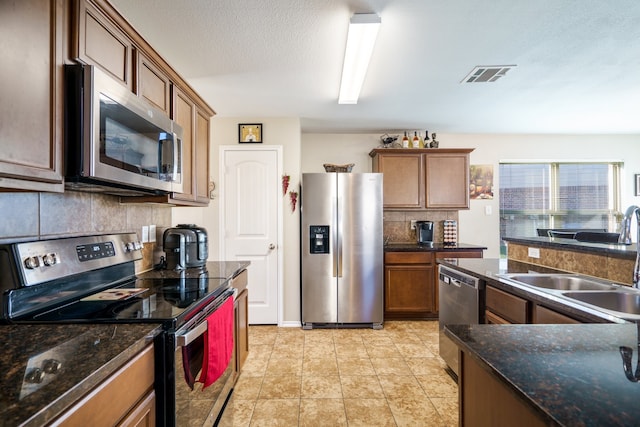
(402, 132, 409, 148)
(412, 132, 420, 148)
(424, 131, 430, 148)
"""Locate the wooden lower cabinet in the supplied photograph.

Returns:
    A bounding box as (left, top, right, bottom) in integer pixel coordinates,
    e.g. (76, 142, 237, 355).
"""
(485, 285, 529, 324)
(232, 270, 249, 378)
(460, 350, 546, 427)
(533, 304, 581, 324)
(385, 252, 435, 318)
(235, 288, 249, 375)
(51, 345, 155, 427)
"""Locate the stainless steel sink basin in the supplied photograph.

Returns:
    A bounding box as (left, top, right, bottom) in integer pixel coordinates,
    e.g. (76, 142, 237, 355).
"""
(563, 291, 640, 315)
(500, 274, 618, 291)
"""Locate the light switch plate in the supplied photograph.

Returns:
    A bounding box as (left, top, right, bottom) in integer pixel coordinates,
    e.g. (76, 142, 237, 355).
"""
(141, 226, 149, 243)
(149, 225, 156, 243)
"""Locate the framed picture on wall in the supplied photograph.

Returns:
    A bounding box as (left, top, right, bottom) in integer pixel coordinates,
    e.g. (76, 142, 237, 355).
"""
(239, 124, 262, 143)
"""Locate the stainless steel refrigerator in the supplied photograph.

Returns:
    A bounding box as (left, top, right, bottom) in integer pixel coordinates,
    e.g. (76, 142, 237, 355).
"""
(301, 173, 384, 329)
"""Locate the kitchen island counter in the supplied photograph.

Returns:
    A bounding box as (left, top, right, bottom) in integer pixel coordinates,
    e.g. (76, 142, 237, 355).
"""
(439, 258, 630, 323)
(0, 323, 159, 427)
(503, 236, 637, 260)
(446, 322, 640, 426)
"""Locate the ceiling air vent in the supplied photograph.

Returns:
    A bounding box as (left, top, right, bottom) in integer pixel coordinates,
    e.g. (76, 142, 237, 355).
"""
(462, 65, 515, 83)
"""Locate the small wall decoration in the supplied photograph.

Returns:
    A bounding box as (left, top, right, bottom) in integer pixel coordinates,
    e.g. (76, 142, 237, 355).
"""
(470, 164, 494, 199)
(282, 174, 290, 195)
(239, 123, 262, 143)
(636, 174, 640, 196)
(289, 191, 298, 213)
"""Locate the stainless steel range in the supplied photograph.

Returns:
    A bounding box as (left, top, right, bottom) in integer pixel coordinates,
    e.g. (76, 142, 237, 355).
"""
(0, 233, 239, 427)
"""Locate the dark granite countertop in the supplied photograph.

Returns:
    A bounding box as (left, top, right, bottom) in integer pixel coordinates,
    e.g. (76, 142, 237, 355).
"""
(0, 323, 159, 427)
(445, 323, 640, 426)
(503, 236, 638, 260)
(384, 242, 487, 252)
(139, 260, 250, 280)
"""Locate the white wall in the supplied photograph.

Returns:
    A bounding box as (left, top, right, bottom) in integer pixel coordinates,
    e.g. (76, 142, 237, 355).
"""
(182, 128, 639, 324)
(203, 117, 302, 324)
(302, 133, 640, 258)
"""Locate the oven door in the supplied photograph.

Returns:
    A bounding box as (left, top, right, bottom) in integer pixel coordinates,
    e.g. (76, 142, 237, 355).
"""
(171, 288, 236, 426)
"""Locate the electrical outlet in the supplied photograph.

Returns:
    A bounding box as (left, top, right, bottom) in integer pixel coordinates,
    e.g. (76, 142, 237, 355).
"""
(149, 225, 156, 243)
(410, 220, 417, 230)
(528, 247, 540, 258)
(485, 205, 492, 215)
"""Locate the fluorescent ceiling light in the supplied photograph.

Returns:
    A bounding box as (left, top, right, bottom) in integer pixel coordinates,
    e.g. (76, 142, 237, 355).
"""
(338, 13, 381, 104)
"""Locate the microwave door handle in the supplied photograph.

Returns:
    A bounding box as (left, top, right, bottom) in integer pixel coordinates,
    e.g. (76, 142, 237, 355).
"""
(172, 132, 179, 180)
(176, 321, 207, 347)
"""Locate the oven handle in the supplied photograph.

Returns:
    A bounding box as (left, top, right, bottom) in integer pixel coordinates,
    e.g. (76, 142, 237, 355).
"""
(175, 288, 236, 347)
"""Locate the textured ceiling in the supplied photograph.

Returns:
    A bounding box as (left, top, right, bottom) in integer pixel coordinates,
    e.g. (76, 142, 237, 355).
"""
(110, 0, 640, 134)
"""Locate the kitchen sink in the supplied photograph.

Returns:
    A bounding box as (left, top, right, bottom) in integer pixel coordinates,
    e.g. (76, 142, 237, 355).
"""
(562, 291, 640, 316)
(499, 274, 619, 291)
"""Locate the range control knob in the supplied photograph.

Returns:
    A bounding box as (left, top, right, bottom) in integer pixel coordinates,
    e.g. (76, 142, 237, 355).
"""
(133, 241, 143, 251)
(25, 368, 45, 384)
(125, 242, 135, 252)
(24, 256, 40, 269)
(42, 253, 58, 266)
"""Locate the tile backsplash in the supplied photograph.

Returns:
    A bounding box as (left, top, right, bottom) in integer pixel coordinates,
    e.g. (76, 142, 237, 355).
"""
(0, 191, 172, 271)
(383, 210, 459, 243)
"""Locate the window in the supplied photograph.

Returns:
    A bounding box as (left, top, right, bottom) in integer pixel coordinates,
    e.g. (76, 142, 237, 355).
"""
(499, 161, 622, 240)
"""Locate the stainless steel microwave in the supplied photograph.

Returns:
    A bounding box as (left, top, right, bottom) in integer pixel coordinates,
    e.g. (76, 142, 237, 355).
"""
(64, 64, 183, 196)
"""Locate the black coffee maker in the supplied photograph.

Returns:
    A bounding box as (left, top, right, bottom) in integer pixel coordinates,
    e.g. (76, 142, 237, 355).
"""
(416, 221, 434, 245)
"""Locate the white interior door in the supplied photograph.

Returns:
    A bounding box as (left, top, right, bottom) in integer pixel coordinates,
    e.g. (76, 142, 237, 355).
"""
(220, 146, 281, 325)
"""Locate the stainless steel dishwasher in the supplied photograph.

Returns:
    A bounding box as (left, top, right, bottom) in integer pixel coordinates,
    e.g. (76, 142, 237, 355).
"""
(438, 264, 484, 378)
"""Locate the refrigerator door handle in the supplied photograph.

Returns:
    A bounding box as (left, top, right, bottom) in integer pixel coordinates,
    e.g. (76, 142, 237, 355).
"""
(336, 196, 343, 278)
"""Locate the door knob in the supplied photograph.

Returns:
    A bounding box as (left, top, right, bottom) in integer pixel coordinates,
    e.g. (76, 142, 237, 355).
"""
(269, 243, 276, 250)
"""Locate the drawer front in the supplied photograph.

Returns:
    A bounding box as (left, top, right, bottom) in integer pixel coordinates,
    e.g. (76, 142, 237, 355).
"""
(435, 250, 483, 259)
(486, 286, 528, 324)
(534, 304, 581, 324)
(385, 251, 434, 264)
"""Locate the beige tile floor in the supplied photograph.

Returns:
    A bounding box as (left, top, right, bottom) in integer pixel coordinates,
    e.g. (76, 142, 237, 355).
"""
(219, 320, 458, 426)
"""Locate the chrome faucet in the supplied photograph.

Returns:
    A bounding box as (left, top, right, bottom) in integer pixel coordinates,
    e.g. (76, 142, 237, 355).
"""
(619, 205, 640, 287)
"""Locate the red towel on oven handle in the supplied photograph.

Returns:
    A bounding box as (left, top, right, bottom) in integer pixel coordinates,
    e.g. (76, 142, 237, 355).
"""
(198, 296, 234, 389)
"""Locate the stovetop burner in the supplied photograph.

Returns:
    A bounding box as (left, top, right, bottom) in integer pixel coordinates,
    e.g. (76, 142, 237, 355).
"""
(33, 297, 143, 321)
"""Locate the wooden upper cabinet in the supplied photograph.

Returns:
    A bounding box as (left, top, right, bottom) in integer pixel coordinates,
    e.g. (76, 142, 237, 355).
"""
(425, 151, 470, 209)
(73, 0, 216, 206)
(0, 0, 64, 192)
(195, 108, 211, 203)
(167, 86, 211, 206)
(136, 53, 170, 114)
(372, 153, 424, 208)
(172, 87, 195, 202)
(370, 148, 473, 210)
(73, 0, 133, 88)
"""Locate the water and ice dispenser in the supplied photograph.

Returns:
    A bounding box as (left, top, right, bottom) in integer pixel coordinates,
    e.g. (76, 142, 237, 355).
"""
(309, 225, 330, 254)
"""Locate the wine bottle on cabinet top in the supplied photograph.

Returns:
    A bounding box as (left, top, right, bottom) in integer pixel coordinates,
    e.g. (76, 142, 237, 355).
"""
(424, 130, 430, 148)
(402, 131, 409, 148)
(412, 131, 420, 148)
